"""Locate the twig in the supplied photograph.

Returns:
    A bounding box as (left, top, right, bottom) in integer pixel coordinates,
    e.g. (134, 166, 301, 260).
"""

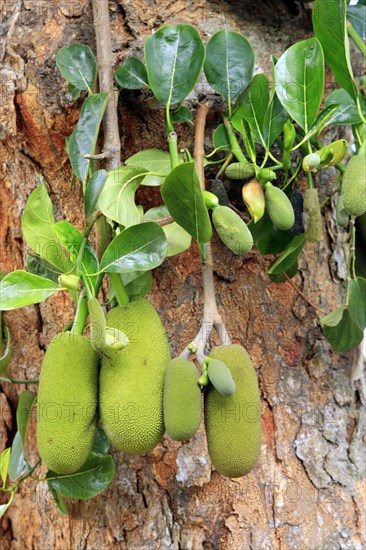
(84, 152, 109, 160)
(142, 215, 173, 227)
(181, 105, 231, 364)
(283, 273, 327, 315)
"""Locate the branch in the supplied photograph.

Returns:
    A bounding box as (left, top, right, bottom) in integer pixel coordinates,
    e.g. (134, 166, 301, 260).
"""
(181, 105, 231, 364)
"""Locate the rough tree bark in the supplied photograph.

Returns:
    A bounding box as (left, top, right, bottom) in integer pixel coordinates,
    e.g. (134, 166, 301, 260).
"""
(0, 1, 365, 549)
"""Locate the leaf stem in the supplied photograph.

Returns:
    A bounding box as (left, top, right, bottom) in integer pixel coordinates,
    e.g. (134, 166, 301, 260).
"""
(222, 116, 248, 163)
(109, 273, 130, 306)
(347, 21, 366, 60)
(71, 293, 88, 335)
(167, 131, 180, 169)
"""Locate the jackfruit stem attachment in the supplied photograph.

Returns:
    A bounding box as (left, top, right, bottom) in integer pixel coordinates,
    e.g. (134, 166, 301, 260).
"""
(197, 363, 209, 387)
(180, 105, 232, 365)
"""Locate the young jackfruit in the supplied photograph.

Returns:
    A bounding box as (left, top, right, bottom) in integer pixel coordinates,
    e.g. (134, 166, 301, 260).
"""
(99, 298, 170, 455)
(336, 195, 349, 228)
(265, 182, 295, 231)
(342, 155, 366, 217)
(204, 345, 261, 478)
(207, 359, 236, 396)
(163, 358, 201, 442)
(303, 188, 322, 242)
(212, 205, 253, 255)
(37, 332, 99, 475)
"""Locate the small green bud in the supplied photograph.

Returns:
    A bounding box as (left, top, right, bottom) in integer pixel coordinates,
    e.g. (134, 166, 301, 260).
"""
(58, 274, 80, 291)
(303, 153, 321, 172)
(258, 168, 277, 184)
(197, 363, 209, 386)
(225, 162, 256, 180)
(203, 190, 219, 209)
(283, 120, 296, 150)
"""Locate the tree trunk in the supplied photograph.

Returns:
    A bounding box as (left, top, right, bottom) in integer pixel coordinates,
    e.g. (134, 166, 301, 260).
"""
(0, 1, 364, 549)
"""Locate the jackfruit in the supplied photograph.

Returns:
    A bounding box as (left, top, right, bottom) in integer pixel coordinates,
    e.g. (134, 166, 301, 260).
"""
(204, 344, 261, 478)
(242, 179, 265, 223)
(37, 332, 99, 475)
(163, 358, 201, 441)
(207, 359, 236, 396)
(99, 298, 170, 454)
(225, 162, 255, 180)
(336, 195, 349, 228)
(342, 155, 366, 217)
(265, 182, 295, 231)
(304, 188, 322, 242)
(212, 205, 253, 255)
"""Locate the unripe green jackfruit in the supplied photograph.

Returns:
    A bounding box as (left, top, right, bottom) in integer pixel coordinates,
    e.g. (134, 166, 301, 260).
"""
(37, 332, 99, 474)
(99, 298, 170, 455)
(204, 345, 261, 478)
(163, 358, 201, 441)
(207, 359, 236, 396)
(265, 183, 295, 231)
(225, 162, 255, 180)
(304, 188, 322, 242)
(336, 195, 349, 228)
(212, 205, 253, 255)
(342, 155, 366, 217)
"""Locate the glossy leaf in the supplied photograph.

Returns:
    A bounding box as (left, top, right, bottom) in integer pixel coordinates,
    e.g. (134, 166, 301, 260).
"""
(48, 484, 69, 515)
(56, 43, 97, 91)
(268, 260, 299, 282)
(68, 93, 109, 187)
(213, 124, 231, 152)
(347, 4, 366, 39)
(204, 30, 254, 102)
(0, 448, 11, 485)
(125, 150, 173, 186)
(257, 220, 294, 255)
(125, 270, 153, 298)
(8, 432, 29, 481)
(347, 277, 366, 331)
(27, 255, 61, 284)
(232, 74, 270, 145)
(100, 222, 167, 273)
(325, 89, 366, 125)
(171, 105, 192, 123)
(321, 306, 364, 352)
(67, 83, 81, 101)
(91, 426, 110, 455)
(266, 234, 305, 275)
(145, 25, 205, 106)
(313, 0, 358, 103)
(161, 162, 212, 243)
(115, 57, 149, 89)
(143, 205, 170, 221)
(163, 222, 192, 257)
(297, 104, 340, 145)
(22, 183, 71, 272)
(0, 271, 61, 311)
(263, 93, 289, 149)
(98, 165, 147, 227)
(47, 452, 115, 499)
(275, 38, 324, 131)
(16, 390, 36, 451)
(84, 169, 108, 219)
(0, 325, 11, 378)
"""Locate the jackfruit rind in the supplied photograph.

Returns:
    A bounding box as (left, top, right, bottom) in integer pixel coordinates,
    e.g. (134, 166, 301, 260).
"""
(37, 332, 99, 475)
(304, 188, 322, 242)
(204, 344, 261, 478)
(163, 358, 201, 441)
(100, 298, 170, 454)
(207, 359, 236, 396)
(265, 183, 295, 231)
(342, 155, 366, 217)
(212, 206, 253, 255)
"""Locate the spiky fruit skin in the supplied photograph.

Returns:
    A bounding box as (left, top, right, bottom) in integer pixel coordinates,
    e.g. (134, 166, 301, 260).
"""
(100, 298, 170, 455)
(204, 345, 261, 478)
(304, 188, 322, 242)
(163, 358, 201, 442)
(212, 205, 253, 255)
(342, 156, 366, 217)
(37, 332, 99, 475)
(265, 183, 295, 231)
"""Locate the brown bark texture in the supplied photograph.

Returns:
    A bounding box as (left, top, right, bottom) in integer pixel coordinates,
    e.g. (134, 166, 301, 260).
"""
(0, 1, 365, 549)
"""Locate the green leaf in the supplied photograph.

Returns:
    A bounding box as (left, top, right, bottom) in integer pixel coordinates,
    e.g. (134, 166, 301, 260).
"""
(16, 390, 36, 451)
(298, 104, 341, 144)
(321, 306, 364, 352)
(8, 432, 30, 481)
(325, 89, 366, 125)
(232, 74, 270, 145)
(52, 222, 99, 287)
(348, 277, 366, 331)
(257, 221, 294, 255)
(275, 38, 324, 131)
(171, 105, 193, 123)
(234, 118, 256, 163)
(84, 169, 108, 219)
(263, 93, 289, 149)
(125, 150, 173, 186)
(97, 165, 147, 227)
(56, 43, 97, 91)
(0, 326, 11, 378)
(204, 30, 254, 103)
(347, 4, 366, 39)
(67, 82, 81, 101)
(100, 222, 167, 273)
(0, 493, 14, 519)
(163, 222, 192, 257)
(143, 205, 170, 221)
(91, 426, 110, 455)
(313, 0, 358, 104)
(46, 452, 115, 499)
(144, 24, 205, 106)
(213, 124, 231, 152)
(266, 234, 305, 275)
(27, 255, 62, 284)
(115, 57, 149, 89)
(0, 271, 61, 311)
(48, 484, 69, 515)
(268, 260, 299, 283)
(68, 93, 109, 187)
(0, 448, 11, 485)
(161, 162, 212, 243)
(125, 270, 153, 298)
(22, 183, 71, 272)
